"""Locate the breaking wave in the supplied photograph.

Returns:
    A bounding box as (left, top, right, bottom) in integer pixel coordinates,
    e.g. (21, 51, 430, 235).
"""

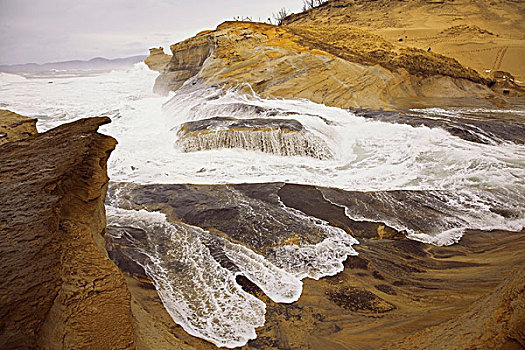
(178, 128, 333, 159)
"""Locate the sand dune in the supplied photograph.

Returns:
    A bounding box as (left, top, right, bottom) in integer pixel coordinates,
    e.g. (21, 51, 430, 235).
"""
(284, 0, 525, 84)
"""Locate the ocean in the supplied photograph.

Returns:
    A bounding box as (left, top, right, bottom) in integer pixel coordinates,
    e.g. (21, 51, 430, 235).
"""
(1, 63, 524, 347)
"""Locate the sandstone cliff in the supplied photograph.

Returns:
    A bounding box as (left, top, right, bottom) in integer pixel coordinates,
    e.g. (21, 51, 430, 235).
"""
(0, 117, 135, 349)
(151, 21, 500, 109)
(0, 109, 37, 146)
(144, 47, 172, 72)
(148, 0, 525, 109)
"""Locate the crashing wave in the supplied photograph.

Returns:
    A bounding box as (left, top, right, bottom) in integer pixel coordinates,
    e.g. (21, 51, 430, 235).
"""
(177, 116, 333, 159)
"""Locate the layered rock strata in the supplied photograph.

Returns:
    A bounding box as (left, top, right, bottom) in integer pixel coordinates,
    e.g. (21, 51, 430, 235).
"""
(177, 117, 333, 159)
(144, 47, 172, 72)
(0, 109, 37, 145)
(393, 261, 525, 349)
(147, 0, 525, 109)
(149, 21, 520, 109)
(0, 117, 135, 349)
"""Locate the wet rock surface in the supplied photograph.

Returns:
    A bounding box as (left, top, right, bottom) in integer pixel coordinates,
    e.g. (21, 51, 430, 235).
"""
(176, 116, 333, 159)
(326, 286, 396, 313)
(178, 116, 304, 135)
(105, 182, 525, 349)
(108, 183, 331, 251)
(351, 107, 525, 145)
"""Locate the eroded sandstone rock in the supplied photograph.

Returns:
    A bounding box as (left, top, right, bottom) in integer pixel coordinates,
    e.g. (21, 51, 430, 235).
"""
(176, 117, 333, 159)
(144, 47, 172, 72)
(151, 21, 505, 109)
(0, 109, 37, 145)
(0, 117, 135, 349)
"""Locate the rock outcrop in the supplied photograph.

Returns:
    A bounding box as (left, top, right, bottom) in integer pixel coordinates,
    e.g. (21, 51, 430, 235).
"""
(0, 117, 135, 349)
(0, 109, 37, 145)
(152, 35, 211, 94)
(152, 22, 492, 109)
(143, 47, 171, 72)
(146, 0, 524, 109)
(176, 117, 333, 159)
(105, 182, 525, 349)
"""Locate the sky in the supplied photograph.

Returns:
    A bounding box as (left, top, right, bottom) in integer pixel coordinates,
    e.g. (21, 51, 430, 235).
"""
(0, 0, 304, 65)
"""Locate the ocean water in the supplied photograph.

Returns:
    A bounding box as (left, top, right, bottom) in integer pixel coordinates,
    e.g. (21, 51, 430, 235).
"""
(2, 64, 524, 347)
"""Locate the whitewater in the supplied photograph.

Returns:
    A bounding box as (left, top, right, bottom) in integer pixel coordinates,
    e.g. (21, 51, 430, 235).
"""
(1, 63, 524, 347)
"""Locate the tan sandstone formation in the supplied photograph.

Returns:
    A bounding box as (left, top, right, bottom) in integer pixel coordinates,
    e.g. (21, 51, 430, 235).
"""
(151, 21, 503, 109)
(144, 47, 172, 72)
(147, 0, 525, 110)
(391, 261, 525, 349)
(0, 109, 37, 146)
(0, 117, 135, 349)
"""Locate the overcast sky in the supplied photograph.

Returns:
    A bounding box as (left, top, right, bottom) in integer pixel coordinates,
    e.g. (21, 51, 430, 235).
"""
(0, 0, 304, 65)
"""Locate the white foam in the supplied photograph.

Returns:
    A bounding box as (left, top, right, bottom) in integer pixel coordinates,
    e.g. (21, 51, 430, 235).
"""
(0, 72, 27, 83)
(106, 206, 358, 347)
(2, 67, 523, 239)
(272, 198, 360, 278)
(410, 107, 525, 117)
(107, 207, 266, 348)
(219, 238, 303, 303)
(178, 128, 333, 159)
(0, 63, 158, 131)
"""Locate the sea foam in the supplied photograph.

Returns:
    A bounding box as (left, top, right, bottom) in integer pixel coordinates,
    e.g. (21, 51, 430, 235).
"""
(107, 206, 358, 347)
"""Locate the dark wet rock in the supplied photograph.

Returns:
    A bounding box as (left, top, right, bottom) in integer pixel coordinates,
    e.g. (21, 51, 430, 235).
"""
(372, 271, 386, 280)
(326, 287, 396, 313)
(375, 284, 397, 295)
(178, 116, 304, 135)
(490, 207, 521, 218)
(235, 275, 264, 297)
(278, 183, 403, 239)
(176, 116, 333, 159)
(344, 256, 370, 270)
(319, 187, 487, 240)
(187, 102, 283, 118)
(108, 183, 333, 250)
(202, 235, 240, 272)
(106, 226, 151, 279)
(351, 107, 525, 145)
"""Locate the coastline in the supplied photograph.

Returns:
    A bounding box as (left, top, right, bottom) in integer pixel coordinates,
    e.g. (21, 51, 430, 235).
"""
(113, 223, 525, 349)
(106, 182, 525, 349)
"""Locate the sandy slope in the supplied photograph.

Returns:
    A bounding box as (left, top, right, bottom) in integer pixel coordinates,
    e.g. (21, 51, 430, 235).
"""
(284, 0, 525, 84)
